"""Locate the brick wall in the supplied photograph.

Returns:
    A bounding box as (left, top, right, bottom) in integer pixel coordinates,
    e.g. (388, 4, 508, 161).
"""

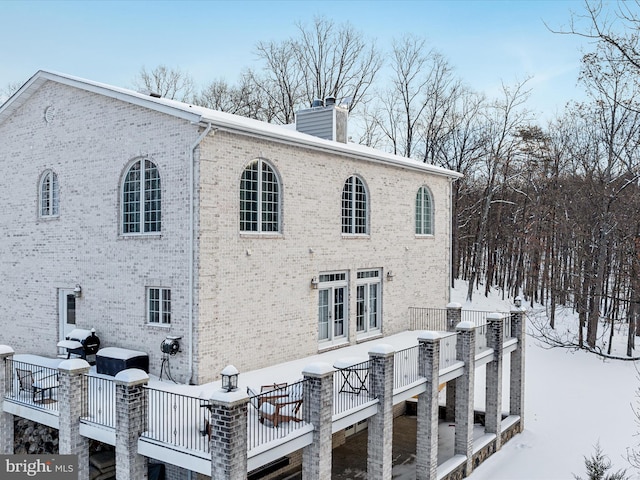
(1, 79, 454, 385)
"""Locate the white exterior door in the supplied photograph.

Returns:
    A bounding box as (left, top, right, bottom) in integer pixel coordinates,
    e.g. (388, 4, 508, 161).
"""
(318, 272, 348, 343)
(58, 289, 76, 344)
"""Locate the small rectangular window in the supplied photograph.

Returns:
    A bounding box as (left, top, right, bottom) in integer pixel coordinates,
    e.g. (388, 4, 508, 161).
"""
(148, 287, 171, 324)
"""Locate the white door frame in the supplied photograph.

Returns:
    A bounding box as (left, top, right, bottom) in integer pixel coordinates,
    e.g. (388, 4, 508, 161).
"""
(58, 288, 77, 345)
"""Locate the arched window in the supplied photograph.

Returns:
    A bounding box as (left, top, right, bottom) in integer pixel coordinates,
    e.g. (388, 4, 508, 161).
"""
(342, 175, 368, 234)
(416, 186, 433, 235)
(122, 159, 161, 234)
(240, 159, 281, 233)
(39, 170, 59, 217)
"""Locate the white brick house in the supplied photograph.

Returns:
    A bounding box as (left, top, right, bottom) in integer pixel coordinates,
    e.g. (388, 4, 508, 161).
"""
(0, 70, 461, 385)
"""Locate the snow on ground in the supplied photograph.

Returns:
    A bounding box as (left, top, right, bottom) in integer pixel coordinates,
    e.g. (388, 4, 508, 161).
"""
(456, 281, 640, 480)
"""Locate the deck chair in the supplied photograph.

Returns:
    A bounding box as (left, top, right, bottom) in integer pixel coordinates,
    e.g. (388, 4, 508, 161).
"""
(16, 368, 58, 403)
(258, 397, 303, 427)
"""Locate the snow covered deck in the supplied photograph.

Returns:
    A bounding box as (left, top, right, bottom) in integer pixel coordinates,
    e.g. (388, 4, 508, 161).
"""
(3, 319, 518, 475)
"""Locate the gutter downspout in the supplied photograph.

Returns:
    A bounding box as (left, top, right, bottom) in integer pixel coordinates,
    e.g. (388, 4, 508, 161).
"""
(188, 122, 213, 385)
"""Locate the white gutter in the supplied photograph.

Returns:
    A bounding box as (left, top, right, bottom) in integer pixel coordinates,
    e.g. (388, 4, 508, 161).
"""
(188, 122, 213, 384)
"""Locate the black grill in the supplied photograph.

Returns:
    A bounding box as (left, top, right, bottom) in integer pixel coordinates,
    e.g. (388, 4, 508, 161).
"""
(57, 328, 101, 363)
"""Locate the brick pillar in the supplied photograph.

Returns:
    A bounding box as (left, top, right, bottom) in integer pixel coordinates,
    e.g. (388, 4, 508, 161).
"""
(115, 369, 149, 480)
(302, 362, 333, 480)
(367, 345, 394, 480)
(58, 359, 90, 480)
(445, 303, 461, 422)
(0, 346, 15, 454)
(454, 321, 475, 475)
(446, 302, 462, 332)
(209, 389, 248, 480)
(510, 306, 526, 432)
(485, 313, 504, 450)
(416, 333, 440, 480)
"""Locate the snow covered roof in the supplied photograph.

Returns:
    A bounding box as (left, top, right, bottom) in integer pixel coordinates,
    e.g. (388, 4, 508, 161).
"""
(0, 70, 462, 180)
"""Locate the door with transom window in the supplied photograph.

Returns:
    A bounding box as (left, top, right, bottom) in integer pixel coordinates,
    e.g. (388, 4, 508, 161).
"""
(318, 272, 348, 343)
(356, 269, 381, 336)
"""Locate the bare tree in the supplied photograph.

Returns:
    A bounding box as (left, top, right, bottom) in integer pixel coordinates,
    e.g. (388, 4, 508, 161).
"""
(293, 17, 382, 113)
(1, 80, 22, 104)
(247, 40, 304, 124)
(133, 65, 195, 102)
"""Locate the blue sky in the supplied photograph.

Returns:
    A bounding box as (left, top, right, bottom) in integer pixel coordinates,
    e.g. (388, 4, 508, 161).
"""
(2, 0, 595, 121)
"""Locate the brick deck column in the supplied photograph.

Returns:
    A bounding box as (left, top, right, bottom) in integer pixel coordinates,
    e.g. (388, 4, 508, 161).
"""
(0, 346, 15, 454)
(302, 362, 333, 480)
(58, 359, 90, 480)
(208, 389, 248, 480)
(367, 345, 395, 480)
(115, 369, 149, 480)
(454, 321, 476, 475)
(510, 305, 526, 432)
(416, 333, 440, 480)
(445, 303, 461, 422)
(446, 302, 462, 332)
(485, 313, 504, 450)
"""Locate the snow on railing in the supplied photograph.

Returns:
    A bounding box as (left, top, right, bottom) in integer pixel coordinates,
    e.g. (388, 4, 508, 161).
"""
(5, 358, 59, 413)
(81, 374, 115, 428)
(393, 345, 420, 390)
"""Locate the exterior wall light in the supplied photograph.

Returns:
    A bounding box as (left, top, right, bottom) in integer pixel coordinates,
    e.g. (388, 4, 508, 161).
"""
(514, 296, 522, 308)
(386, 271, 395, 281)
(310, 277, 319, 289)
(74, 284, 82, 298)
(221, 365, 239, 392)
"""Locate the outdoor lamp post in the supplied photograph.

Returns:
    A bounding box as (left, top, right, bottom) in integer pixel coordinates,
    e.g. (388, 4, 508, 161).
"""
(221, 365, 239, 392)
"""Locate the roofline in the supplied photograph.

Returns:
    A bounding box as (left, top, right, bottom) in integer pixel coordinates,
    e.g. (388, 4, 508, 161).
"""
(0, 70, 202, 126)
(1, 70, 462, 180)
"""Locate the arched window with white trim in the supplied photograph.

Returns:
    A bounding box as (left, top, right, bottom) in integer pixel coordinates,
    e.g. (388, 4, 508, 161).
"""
(415, 186, 433, 235)
(122, 159, 161, 234)
(239, 159, 281, 233)
(39, 170, 59, 217)
(341, 175, 368, 235)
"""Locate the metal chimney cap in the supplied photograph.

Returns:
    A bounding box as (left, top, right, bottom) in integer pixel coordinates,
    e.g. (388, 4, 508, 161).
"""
(325, 96, 336, 106)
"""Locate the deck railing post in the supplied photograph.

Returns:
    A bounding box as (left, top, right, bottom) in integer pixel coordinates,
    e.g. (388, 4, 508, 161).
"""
(454, 321, 476, 476)
(209, 389, 248, 480)
(115, 369, 149, 480)
(446, 302, 462, 332)
(416, 333, 440, 480)
(302, 362, 333, 480)
(485, 313, 504, 450)
(0, 346, 15, 454)
(510, 305, 526, 432)
(445, 303, 462, 421)
(58, 359, 90, 480)
(367, 345, 395, 480)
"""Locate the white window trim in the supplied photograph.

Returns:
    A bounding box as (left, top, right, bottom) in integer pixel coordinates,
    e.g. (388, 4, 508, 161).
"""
(39, 170, 59, 218)
(415, 185, 434, 237)
(239, 158, 282, 234)
(317, 271, 349, 347)
(121, 158, 162, 236)
(341, 175, 369, 237)
(356, 269, 382, 338)
(147, 287, 171, 326)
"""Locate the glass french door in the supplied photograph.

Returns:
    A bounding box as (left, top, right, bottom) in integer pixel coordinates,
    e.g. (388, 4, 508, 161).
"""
(356, 270, 381, 335)
(318, 272, 348, 343)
